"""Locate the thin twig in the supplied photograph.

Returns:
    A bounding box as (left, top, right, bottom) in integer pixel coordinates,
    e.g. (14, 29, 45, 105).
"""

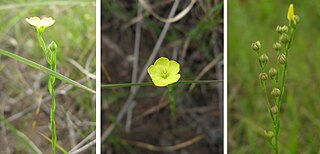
(69, 131, 95, 153)
(123, 134, 204, 151)
(69, 139, 96, 154)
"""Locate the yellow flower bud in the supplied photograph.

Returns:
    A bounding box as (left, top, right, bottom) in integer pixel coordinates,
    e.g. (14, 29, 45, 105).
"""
(287, 4, 295, 23)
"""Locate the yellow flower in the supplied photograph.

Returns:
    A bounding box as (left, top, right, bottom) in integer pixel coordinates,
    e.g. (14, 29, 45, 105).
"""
(26, 17, 55, 30)
(287, 4, 295, 22)
(147, 57, 181, 87)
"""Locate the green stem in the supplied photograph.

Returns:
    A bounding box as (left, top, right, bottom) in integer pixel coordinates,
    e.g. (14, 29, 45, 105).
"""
(37, 31, 57, 154)
(50, 83, 56, 154)
(167, 85, 176, 122)
(274, 26, 296, 154)
(101, 80, 223, 89)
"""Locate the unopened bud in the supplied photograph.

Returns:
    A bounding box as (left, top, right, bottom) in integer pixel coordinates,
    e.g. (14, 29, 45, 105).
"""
(278, 53, 286, 65)
(264, 130, 274, 139)
(280, 34, 289, 44)
(281, 25, 288, 33)
(271, 88, 281, 97)
(276, 25, 282, 34)
(251, 41, 261, 51)
(49, 41, 57, 51)
(269, 68, 277, 79)
(273, 42, 282, 51)
(260, 54, 268, 64)
(294, 15, 300, 24)
(271, 105, 278, 114)
(259, 72, 268, 81)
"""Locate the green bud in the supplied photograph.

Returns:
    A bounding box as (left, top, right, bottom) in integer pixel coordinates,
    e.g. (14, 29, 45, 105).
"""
(276, 25, 282, 34)
(278, 53, 286, 65)
(280, 34, 289, 44)
(271, 88, 281, 97)
(259, 54, 268, 64)
(269, 67, 277, 79)
(264, 130, 274, 139)
(251, 41, 261, 51)
(259, 72, 268, 81)
(281, 25, 288, 33)
(49, 41, 58, 51)
(271, 105, 278, 114)
(294, 15, 300, 24)
(273, 42, 282, 51)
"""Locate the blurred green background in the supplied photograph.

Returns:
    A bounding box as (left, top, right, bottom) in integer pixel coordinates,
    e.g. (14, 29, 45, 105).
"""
(228, 0, 320, 153)
(0, 0, 95, 153)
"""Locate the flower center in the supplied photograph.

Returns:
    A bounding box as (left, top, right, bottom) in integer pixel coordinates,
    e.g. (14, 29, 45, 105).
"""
(161, 70, 169, 79)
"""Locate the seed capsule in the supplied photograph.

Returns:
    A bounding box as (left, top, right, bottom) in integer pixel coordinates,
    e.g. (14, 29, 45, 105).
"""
(273, 42, 282, 51)
(260, 54, 269, 64)
(271, 88, 281, 97)
(278, 53, 286, 65)
(280, 34, 289, 44)
(269, 68, 277, 79)
(259, 72, 268, 81)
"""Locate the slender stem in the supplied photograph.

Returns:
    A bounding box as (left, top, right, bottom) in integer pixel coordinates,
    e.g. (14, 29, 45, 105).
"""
(167, 85, 176, 122)
(50, 84, 56, 154)
(274, 26, 296, 154)
(101, 80, 223, 89)
(37, 31, 57, 154)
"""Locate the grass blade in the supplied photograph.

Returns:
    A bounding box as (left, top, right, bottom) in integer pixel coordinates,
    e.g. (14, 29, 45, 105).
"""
(0, 49, 95, 94)
(0, 115, 42, 154)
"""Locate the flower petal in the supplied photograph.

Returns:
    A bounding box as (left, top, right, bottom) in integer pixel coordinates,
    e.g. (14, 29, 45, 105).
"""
(147, 65, 161, 79)
(26, 17, 41, 28)
(26, 17, 55, 29)
(167, 60, 180, 75)
(152, 78, 168, 87)
(154, 57, 169, 72)
(166, 74, 180, 85)
(41, 17, 55, 28)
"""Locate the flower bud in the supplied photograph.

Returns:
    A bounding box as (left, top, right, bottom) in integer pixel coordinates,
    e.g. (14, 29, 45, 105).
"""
(259, 72, 268, 81)
(278, 53, 286, 65)
(276, 25, 282, 34)
(271, 105, 278, 114)
(280, 34, 289, 44)
(264, 130, 274, 139)
(271, 88, 281, 97)
(251, 41, 261, 51)
(259, 54, 268, 64)
(294, 15, 300, 24)
(49, 41, 57, 52)
(273, 42, 282, 51)
(269, 67, 277, 79)
(281, 25, 288, 33)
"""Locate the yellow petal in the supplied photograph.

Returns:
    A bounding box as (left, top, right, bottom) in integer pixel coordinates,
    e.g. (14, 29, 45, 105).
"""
(26, 17, 55, 29)
(287, 4, 294, 22)
(154, 57, 169, 72)
(26, 17, 41, 28)
(165, 74, 180, 85)
(167, 60, 180, 75)
(152, 78, 168, 87)
(41, 17, 55, 28)
(147, 65, 161, 79)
